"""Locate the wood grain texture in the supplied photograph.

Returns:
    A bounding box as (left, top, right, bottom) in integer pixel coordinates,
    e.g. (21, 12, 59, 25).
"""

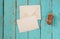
(16, 0, 28, 39)
(4, 0, 16, 39)
(53, 0, 60, 39)
(0, 0, 3, 39)
(0, 0, 60, 39)
(29, 0, 41, 39)
(41, 0, 51, 39)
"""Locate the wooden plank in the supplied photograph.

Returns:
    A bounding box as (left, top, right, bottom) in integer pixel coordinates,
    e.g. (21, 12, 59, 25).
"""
(16, 0, 28, 39)
(29, 0, 40, 5)
(4, 0, 16, 39)
(53, 0, 60, 39)
(41, 0, 51, 39)
(0, 0, 3, 39)
(28, 0, 41, 39)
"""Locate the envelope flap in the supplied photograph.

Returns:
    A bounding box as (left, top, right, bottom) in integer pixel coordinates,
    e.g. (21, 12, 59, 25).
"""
(20, 5, 40, 16)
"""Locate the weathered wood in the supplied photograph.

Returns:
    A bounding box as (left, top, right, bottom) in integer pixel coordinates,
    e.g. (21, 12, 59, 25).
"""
(16, 0, 28, 39)
(0, 0, 3, 39)
(0, 0, 60, 39)
(41, 0, 51, 39)
(53, 0, 60, 39)
(4, 0, 16, 39)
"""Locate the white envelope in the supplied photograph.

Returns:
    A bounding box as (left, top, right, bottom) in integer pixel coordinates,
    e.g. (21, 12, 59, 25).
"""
(17, 16, 39, 33)
(20, 5, 41, 20)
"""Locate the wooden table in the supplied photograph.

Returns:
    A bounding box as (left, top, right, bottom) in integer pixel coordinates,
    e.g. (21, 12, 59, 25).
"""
(0, 0, 60, 39)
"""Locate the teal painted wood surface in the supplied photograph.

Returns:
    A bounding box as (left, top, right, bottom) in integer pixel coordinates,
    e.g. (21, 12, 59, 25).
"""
(41, 0, 52, 39)
(0, 0, 3, 39)
(4, 0, 16, 39)
(0, 0, 60, 39)
(16, 0, 28, 39)
(53, 0, 60, 39)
